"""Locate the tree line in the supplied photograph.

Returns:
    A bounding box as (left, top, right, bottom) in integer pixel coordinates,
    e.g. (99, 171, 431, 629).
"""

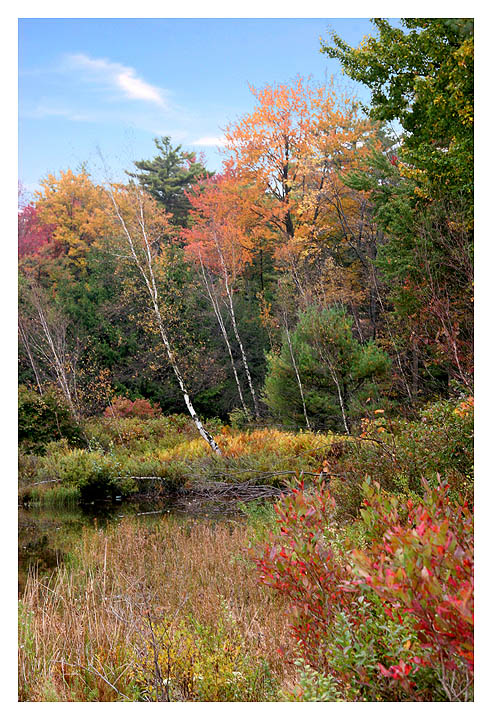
(18, 18, 473, 451)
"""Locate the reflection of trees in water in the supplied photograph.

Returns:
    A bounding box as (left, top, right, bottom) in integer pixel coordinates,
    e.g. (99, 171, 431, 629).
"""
(18, 498, 240, 593)
(18, 533, 65, 594)
(18, 506, 86, 594)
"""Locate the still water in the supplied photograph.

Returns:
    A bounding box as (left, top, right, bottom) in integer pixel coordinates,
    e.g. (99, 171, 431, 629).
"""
(18, 497, 239, 594)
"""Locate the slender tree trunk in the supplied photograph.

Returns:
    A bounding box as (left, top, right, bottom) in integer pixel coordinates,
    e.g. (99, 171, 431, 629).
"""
(326, 357, 350, 435)
(18, 318, 44, 395)
(308, 316, 350, 434)
(107, 185, 222, 455)
(373, 268, 413, 400)
(349, 300, 364, 343)
(199, 253, 249, 416)
(367, 239, 379, 340)
(411, 338, 419, 397)
(29, 288, 77, 418)
(259, 245, 264, 293)
(283, 311, 311, 430)
(214, 232, 260, 420)
(151, 297, 222, 454)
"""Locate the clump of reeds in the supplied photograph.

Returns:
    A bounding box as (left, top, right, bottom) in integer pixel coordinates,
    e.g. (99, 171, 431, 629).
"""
(24, 484, 81, 508)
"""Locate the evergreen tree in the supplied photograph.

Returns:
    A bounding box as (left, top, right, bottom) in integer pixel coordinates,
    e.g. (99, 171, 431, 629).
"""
(129, 136, 211, 228)
(264, 306, 390, 432)
(322, 19, 474, 392)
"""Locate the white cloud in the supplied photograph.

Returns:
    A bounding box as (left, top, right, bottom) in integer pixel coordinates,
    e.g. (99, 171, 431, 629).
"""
(66, 53, 167, 108)
(191, 135, 226, 147)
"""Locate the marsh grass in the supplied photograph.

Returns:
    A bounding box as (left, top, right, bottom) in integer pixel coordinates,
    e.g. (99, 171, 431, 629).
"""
(20, 420, 340, 503)
(19, 513, 296, 701)
(26, 484, 81, 508)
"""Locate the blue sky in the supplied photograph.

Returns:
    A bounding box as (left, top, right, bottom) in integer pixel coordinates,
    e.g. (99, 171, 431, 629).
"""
(19, 18, 380, 196)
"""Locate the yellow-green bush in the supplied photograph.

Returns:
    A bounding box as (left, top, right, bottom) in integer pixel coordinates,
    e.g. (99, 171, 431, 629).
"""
(32, 448, 137, 501)
(131, 614, 277, 701)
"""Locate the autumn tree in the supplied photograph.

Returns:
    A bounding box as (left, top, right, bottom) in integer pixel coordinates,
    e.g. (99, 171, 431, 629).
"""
(224, 78, 383, 329)
(35, 169, 112, 269)
(18, 204, 54, 258)
(224, 78, 325, 243)
(184, 173, 262, 419)
(293, 114, 385, 338)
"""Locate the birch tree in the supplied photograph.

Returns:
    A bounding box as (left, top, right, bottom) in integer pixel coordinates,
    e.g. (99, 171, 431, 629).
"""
(198, 252, 249, 416)
(18, 279, 80, 418)
(106, 181, 222, 455)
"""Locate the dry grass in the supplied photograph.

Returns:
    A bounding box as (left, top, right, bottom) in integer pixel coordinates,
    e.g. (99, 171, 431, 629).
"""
(19, 514, 296, 702)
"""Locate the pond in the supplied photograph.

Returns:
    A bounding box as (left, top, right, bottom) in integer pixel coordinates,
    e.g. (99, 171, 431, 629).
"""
(18, 496, 241, 594)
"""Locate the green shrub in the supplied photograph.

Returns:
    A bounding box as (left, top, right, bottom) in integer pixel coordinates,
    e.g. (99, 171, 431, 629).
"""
(284, 660, 343, 701)
(18, 452, 41, 487)
(132, 613, 277, 701)
(121, 456, 188, 494)
(228, 407, 252, 430)
(325, 395, 474, 517)
(18, 385, 84, 454)
(35, 449, 137, 501)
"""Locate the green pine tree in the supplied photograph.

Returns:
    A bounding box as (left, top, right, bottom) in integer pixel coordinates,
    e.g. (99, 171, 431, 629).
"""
(128, 136, 212, 228)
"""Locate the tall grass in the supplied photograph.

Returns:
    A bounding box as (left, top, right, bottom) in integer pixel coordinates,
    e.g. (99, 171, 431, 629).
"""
(26, 484, 81, 508)
(19, 514, 296, 701)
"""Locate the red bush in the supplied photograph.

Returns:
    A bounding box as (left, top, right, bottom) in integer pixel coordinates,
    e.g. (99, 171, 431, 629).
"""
(353, 481, 473, 696)
(103, 396, 161, 419)
(255, 479, 473, 700)
(255, 482, 359, 668)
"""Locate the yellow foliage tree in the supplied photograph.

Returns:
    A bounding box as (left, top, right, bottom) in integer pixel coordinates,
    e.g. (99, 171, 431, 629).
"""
(35, 169, 111, 269)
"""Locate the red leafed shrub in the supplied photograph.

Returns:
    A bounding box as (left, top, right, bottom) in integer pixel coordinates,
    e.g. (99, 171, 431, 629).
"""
(353, 480, 473, 699)
(255, 482, 358, 669)
(255, 479, 473, 701)
(103, 396, 161, 419)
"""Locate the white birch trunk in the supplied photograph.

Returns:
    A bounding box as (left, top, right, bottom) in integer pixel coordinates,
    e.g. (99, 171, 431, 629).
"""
(325, 356, 350, 435)
(107, 184, 222, 456)
(29, 288, 77, 418)
(283, 311, 311, 430)
(214, 232, 260, 420)
(199, 254, 249, 416)
(18, 318, 44, 395)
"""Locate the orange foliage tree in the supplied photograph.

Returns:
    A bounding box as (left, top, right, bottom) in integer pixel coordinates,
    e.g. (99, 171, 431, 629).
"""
(184, 173, 261, 418)
(223, 78, 380, 318)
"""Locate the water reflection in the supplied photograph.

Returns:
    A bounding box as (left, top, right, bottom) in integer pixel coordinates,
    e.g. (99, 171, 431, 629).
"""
(18, 496, 242, 593)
